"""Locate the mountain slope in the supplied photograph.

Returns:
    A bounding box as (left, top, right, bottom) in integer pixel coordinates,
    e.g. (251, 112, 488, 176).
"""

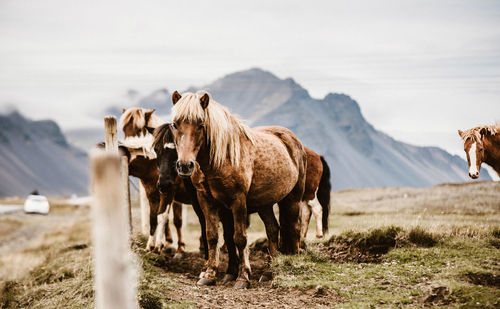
(197, 68, 489, 189)
(0, 111, 88, 197)
(92, 68, 488, 190)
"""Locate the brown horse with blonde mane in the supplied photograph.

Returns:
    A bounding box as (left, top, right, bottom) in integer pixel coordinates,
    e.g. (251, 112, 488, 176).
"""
(458, 124, 500, 179)
(171, 90, 307, 289)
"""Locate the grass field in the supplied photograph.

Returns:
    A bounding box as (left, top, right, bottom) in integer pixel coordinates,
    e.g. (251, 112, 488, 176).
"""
(0, 181, 499, 308)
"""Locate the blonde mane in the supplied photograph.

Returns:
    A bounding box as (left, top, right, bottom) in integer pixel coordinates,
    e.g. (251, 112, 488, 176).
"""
(172, 91, 253, 169)
(119, 108, 164, 133)
(119, 108, 165, 160)
(460, 124, 499, 141)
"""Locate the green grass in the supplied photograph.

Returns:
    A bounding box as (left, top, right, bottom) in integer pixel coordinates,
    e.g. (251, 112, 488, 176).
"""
(272, 226, 500, 308)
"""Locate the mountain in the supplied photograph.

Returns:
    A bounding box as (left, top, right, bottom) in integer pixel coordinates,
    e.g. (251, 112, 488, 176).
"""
(0, 111, 88, 197)
(195, 68, 490, 189)
(87, 68, 489, 190)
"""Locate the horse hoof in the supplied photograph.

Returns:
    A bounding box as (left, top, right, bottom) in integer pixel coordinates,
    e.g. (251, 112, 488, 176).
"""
(233, 280, 249, 289)
(259, 273, 273, 282)
(222, 274, 237, 283)
(173, 252, 184, 260)
(165, 247, 176, 254)
(316, 234, 324, 239)
(197, 278, 216, 286)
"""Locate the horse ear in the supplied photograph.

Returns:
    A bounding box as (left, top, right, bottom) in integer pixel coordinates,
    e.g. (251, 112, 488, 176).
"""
(144, 109, 155, 123)
(172, 91, 182, 105)
(200, 93, 210, 109)
(122, 108, 126, 114)
(480, 127, 487, 137)
(458, 130, 464, 138)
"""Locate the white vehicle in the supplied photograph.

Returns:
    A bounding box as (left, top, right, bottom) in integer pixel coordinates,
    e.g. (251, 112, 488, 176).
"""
(24, 195, 50, 214)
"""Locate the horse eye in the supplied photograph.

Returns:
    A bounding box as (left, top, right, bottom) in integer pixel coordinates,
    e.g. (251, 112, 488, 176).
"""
(199, 123, 204, 129)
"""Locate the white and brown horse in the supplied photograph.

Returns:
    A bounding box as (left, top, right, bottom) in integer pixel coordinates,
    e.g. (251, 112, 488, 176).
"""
(301, 147, 331, 239)
(171, 90, 307, 288)
(458, 125, 500, 179)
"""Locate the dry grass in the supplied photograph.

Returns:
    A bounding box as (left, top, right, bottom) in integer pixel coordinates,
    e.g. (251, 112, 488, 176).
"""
(1, 180, 499, 308)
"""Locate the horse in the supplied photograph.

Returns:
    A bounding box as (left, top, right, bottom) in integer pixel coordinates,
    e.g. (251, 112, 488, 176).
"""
(301, 147, 331, 239)
(119, 108, 207, 258)
(152, 123, 242, 283)
(458, 125, 500, 179)
(170, 90, 307, 289)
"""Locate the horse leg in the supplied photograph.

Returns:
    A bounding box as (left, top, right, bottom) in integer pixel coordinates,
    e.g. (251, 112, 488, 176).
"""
(154, 210, 169, 253)
(257, 206, 279, 282)
(193, 203, 208, 259)
(146, 210, 158, 251)
(145, 187, 160, 251)
(163, 215, 175, 253)
(300, 201, 312, 240)
(182, 178, 208, 259)
(309, 196, 323, 238)
(219, 207, 239, 283)
(278, 199, 302, 254)
(196, 192, 220, 286)
(172, 201, 185, 259)
(231, 195, 251, 289)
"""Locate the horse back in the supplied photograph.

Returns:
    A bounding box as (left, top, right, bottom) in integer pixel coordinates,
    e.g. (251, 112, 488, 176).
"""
(245, 126, 307, 207)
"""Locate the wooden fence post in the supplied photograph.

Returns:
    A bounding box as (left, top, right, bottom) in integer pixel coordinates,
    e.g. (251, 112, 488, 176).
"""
(121, 156, 132, 234)
(139, 182, 150, 236)
(104, 116, 118, 153)
(104, 115, 132, 234)
(90, 151, 137, 309)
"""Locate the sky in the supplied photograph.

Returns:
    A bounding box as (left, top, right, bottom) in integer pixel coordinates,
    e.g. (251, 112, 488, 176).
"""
(1, 0, 499, 161)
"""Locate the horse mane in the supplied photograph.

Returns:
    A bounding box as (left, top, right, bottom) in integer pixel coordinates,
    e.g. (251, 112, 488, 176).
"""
(118, 108, 164, 160)
(119, 108, 163, 133)
(460, 124, 499, 141)
(152, 123, 174, 149)
(172, 91, 253, 169)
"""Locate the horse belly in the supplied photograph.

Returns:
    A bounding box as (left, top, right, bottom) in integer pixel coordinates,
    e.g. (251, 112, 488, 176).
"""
(247, 135, 299, 207)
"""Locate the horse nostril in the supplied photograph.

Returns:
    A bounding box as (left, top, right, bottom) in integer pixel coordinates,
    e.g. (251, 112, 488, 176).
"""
(176, 161, 181, 169)
(188, 161, 195, 169)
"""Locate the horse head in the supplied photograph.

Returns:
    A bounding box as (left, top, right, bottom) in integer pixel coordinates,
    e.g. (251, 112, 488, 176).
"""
(152, 124, 179, 194)
(458, 127, 491, 179)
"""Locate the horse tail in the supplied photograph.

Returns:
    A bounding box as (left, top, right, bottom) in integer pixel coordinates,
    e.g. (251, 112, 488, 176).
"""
(318, 156, 331, 234)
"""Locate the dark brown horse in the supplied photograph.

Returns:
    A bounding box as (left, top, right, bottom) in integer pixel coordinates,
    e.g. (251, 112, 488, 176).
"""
(171, 90, 307, 289)
(458, 125, 500, 179)
(119, 108, 207, 258)
(301, 147, 331, 239)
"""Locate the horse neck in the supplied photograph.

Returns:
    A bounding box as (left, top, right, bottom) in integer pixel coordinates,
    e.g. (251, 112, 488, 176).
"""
(483, 134, 500, 174)
(195, 139, 212, 173)
(129, 158, 159, 184)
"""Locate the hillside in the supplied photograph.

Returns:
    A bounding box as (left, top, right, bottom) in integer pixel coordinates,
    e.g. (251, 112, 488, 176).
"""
(0, 111, 88, 197)
(83, 68, 490, 190)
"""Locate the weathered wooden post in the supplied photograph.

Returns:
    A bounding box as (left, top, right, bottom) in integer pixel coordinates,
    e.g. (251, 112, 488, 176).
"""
(90, 151, 137, 309)
(104, 115, 132, 234)
(104, 116, 118, 153)
(121, 156, 132, 233)
(139, 182, 150, 236)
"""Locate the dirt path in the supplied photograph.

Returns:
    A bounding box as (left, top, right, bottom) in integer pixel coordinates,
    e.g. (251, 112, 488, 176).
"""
(1, 206, 340, 308)
(144, 249, 341, 308)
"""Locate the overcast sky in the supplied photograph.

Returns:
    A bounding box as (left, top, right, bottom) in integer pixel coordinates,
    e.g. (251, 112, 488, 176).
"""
(1, 0, 499, 159)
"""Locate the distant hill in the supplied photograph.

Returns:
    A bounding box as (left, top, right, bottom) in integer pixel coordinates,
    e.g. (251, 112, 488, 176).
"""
(79, 68, 489, 190)
(0, 111, 88, 197)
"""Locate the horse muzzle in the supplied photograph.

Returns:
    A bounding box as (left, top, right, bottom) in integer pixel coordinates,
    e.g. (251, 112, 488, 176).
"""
(176, 160, 195, 177)
(469, 172, 479, 179)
